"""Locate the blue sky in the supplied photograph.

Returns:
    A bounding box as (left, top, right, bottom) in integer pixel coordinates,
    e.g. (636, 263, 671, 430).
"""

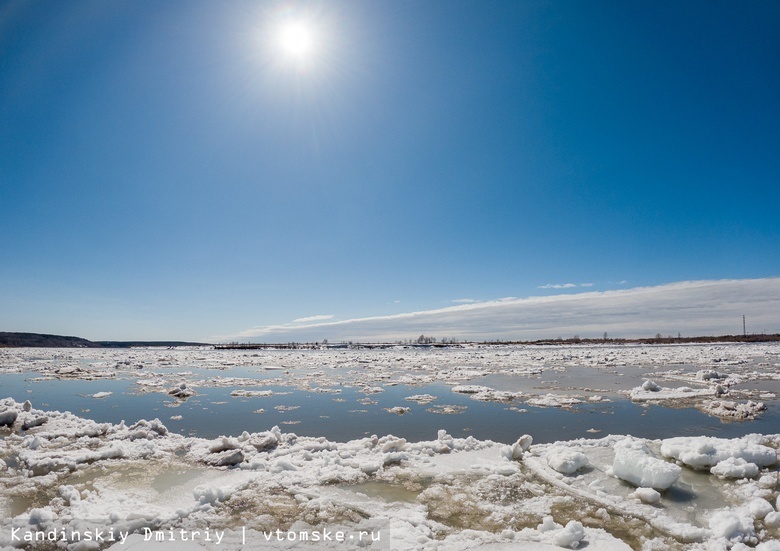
(2, 1, 779, 342)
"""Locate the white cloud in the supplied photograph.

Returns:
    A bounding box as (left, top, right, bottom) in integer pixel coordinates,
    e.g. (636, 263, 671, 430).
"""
(539, 283, 593, 289)
(452, 298, 477, 304)
(291, 314, 334, 324)
(225, 278, 780, 343)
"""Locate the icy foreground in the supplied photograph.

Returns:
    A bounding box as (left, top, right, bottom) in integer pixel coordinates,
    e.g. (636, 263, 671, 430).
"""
(1, 399, 779, 550)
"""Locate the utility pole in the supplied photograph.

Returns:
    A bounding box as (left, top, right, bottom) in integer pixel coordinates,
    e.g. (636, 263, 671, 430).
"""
(743, 315, 746, 337)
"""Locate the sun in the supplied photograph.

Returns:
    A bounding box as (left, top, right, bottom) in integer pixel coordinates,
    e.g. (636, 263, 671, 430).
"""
(278, 22, 314, 60)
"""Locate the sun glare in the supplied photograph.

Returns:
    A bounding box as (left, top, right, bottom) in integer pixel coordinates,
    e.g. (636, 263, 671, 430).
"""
(278, 22, 314, 60)
(258, 8, 338, 77)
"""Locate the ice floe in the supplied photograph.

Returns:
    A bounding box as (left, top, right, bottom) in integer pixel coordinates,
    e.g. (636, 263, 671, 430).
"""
(629, 381, 715, 401)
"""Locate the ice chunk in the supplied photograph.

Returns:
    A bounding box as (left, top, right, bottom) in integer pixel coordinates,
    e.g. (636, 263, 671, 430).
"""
(547, 447, 589, 475)
(708, 509, 755, 542)
(536, 517, 586, 549)
(58, 485, 81, 504)
(699, 400, 766, 420)
(510, 434, 533, 460)
(230, 389, 273, 397)
(526, 393, 583, 407)
(405, 394, 437, 403)
(555, 520, 585, 549)
(209, 436, 239, 453)
(745, 497, 774, 520)
(127, 418, 168, 439)
(630, 382, 713, 401)
(765, 511, 780, 529)
(0, 409, 17, 427)
(698, 370, 727, 381)
(21, 415, 47, 430)
(632, 487, 661, 504)
(203, 449, 244, 467)
(613, 438, 680, 490)
(710, 457, 760, 479)
(451, 385, 493, 394)
(660, 436, 778, 469)
(537, 515, 560, 533)
(168, 382, 195, 398)
(249, 432, 279, 452)
(380, 436, 407, 453)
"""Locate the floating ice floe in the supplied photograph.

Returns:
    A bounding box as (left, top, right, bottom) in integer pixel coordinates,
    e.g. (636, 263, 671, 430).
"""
(167, 382, 196, 398)
(426, 404, 468, 415)
(629, 380, 716, 401)
(451, 385, 523, 402)
(698, 399, 766, 420)
(403, 394, 437, 404)
(525, 393, 584, 408)
(229, 389, 274, 397)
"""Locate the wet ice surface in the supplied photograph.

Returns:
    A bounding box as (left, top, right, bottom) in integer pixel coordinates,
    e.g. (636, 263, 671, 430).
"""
(1, 343, 780, 549)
